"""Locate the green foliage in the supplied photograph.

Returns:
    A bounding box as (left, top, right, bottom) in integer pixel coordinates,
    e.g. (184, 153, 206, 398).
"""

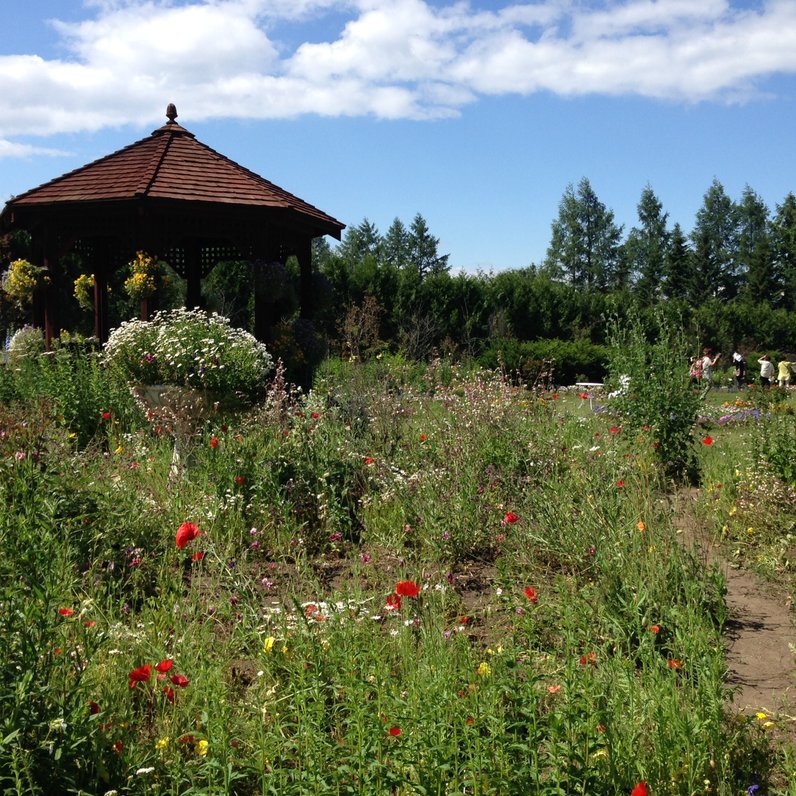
(760, 412, 796, 486)
(479, 338, 609, 385)
(606, 313, 702, 484)
(0, 357, 785, 793)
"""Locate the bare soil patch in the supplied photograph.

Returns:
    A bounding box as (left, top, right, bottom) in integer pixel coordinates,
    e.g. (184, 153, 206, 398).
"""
(673, 488, 796, 721)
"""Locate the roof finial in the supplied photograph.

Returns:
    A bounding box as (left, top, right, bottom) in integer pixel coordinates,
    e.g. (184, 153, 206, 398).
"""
(166, 103, 178, 124)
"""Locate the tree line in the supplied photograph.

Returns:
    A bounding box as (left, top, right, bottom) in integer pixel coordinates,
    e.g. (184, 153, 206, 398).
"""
(3, 177, 795, 385)
(299, 179, 796, 376)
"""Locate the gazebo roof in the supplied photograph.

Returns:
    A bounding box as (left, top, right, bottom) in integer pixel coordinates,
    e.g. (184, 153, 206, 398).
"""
(3, 105, 344, 239)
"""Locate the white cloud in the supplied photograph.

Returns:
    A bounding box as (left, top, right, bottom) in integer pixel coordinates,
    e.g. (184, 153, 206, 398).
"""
(1, 0, 795, 151)
(0, 139, 69, 160)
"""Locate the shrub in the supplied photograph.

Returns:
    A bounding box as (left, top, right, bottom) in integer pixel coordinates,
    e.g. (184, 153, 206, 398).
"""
(102, 308, 273, 401)
(606, 312, 702, 484)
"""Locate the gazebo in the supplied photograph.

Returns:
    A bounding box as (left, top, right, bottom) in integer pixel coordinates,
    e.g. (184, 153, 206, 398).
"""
(0, 104, 345, 342)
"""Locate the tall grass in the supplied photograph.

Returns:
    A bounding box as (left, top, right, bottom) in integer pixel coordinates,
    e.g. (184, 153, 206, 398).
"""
(0, 350, 782, 794)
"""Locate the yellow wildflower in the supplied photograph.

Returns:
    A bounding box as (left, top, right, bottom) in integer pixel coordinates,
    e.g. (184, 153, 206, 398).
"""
(476, 662, 491, 678)
(196, 739, 209, 757)
(263, 636, 275, 653)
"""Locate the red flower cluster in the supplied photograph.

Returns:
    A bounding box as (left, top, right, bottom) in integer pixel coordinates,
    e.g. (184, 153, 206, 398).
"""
(176, 521, 201, 549)
(210, 436, 219, 450)
(129, 658, 190, 697)
(579, 652, 597, 667)
(631, 782, 648, 796)
(58, 607, 75, 617)
(503, 511, 519, 525)
(524, 586, 538, 603)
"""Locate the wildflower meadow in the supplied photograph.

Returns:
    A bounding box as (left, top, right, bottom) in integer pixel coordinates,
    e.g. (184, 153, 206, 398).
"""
(1, 331, 795, 795)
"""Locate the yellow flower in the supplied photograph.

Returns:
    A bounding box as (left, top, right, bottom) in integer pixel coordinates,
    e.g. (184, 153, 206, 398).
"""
(263, 636, 275, 653)
(476, 662, 491, 678)
(755, 711, 767, 721)
(196, 739, 209, 757)
(155, 737, 169, 751)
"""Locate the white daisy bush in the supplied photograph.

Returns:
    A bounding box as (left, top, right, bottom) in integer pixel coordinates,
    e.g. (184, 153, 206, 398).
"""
(102, 308, 273, 400)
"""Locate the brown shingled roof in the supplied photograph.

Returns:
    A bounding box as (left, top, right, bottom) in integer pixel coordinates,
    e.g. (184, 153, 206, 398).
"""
(7, 109, 344, 239)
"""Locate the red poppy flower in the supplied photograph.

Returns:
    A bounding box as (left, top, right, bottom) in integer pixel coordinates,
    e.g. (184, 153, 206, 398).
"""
(83, 620, 97, 627)
(170, 673, 190, 688)
(163, 685, 175, 704)
(210, 436, 219, 450)
(364, 456, 375, 465)
(702, 436, 714, 445)
(176, 521, 200, 549)
(551, 393, 559, 399)
(631, 782, 648, 796)
(524, 586, 538, 603)
(191, 551, 205, 562)
(385, 593, 402, 612)
(668, 658, 684, 670)
(58, 607, 75, 617)
(88, 700, 101, 715)
(234, 475, 246, 485)
(647, 624, 660, 634)
(579, 392, 589, 399)
(128, 664, 151, 689)
(609, 426, 621, 434)
(395, 580, 420, 598)
(178, 734, 195, 745)
(503, 511, 519, 524)
(101, 411, 112, 421)
(113, 740, 123, 754)
(388, 726, 401, 737)
(155, 659, 173, 673)
(419, 434, 427, 441)
(579, 652, 597, 666)
(615, 479, 625, 488)
(311, 412, 320, 420)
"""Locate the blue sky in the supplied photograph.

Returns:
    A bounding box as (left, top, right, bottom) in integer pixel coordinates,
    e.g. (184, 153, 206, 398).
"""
(2, 0, 795, 272)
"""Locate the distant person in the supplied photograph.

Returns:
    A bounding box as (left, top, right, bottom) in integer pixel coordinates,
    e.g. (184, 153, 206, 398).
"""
(778, 358, 794, 388)
(700, 347, 721, 399)
(689, 356, 703, 387)
(758, 355, 775, 387)
(732, 352, 746, 389)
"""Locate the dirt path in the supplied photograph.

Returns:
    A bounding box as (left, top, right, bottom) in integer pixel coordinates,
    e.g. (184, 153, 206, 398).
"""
(673, 489, 796, 719)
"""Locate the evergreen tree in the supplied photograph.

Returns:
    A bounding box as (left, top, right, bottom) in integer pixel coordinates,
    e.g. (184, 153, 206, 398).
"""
(336, 218, 382, 264)
(544, 178, 623, 290)
(626, 185, 669, 305)
(662, 223, 691, 301)
(736, 185, 772, 301)
(382, 218, 410, 269)
(407, 213, 449, 279)
(770, 192, 796, 310)
(689, 179, 739, 300)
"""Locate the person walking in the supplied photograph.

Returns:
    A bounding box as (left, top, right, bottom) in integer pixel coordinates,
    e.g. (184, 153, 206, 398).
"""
(777, 358, 794, 388)
(758, 355, 775, 387)
(732, 352, 746, 389)
(700, 347, 721, 399)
